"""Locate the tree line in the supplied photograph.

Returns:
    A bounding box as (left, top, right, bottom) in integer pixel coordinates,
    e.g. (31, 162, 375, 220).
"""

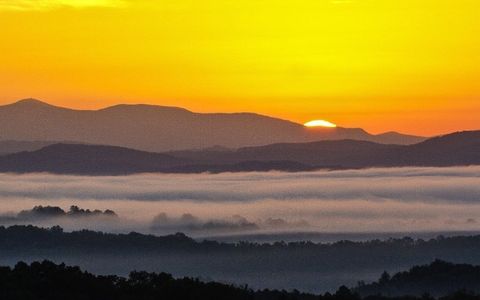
(1, 260, 480, 300)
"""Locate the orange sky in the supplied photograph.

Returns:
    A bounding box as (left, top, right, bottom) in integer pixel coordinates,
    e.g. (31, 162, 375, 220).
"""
(0, 0, 479, 136)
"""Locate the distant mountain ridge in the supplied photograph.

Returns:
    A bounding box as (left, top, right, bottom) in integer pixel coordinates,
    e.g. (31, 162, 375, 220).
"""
(169, 130, 480, 168)
(0, 131, 478, 174)
(0, 99, 425, 152)
(0, 143, 186, 175)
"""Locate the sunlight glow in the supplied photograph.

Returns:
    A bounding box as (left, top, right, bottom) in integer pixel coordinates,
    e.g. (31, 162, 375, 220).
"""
(304, 120, 337, 128)
(0, 0, 479, 135)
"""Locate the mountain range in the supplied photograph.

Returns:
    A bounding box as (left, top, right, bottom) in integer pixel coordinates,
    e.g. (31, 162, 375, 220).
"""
(0, 99, 424, 153)
(1, 98, 478, 174)
(0, 131, 478, 174)
(172, 130, 480, 167)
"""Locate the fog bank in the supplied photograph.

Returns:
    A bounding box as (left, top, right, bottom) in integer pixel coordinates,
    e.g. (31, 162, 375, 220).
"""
(1, 166, 479, 236)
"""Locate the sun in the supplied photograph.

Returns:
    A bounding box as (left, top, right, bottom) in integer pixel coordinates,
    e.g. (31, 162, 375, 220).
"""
(303, 120, 337, 128)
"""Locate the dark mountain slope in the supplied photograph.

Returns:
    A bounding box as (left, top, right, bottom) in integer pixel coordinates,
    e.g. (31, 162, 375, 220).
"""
(169, 140, 395, 167)
(234, 139, 396, 167)
(169, 131, 480, 168)
(0, 131, 478, 174)
(0, 140, 59, 155)
(0, 144, 312, 174)
(0, 144, 187, 175)
(394, 131, 480, 166)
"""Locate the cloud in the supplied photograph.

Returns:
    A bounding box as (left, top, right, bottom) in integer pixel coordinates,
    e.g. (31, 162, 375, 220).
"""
(0, 166, 480, 234)
(0, 166, 479, 204)
(0, 0, 125, 11)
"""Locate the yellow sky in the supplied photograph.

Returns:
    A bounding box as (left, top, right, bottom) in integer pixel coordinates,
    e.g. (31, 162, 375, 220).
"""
(0, 0, 479, 135)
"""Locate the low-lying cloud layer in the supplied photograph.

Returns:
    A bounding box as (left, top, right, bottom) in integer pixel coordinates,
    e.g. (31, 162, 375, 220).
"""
(0, 167, 479, 235)
(0, 166, 479, 203)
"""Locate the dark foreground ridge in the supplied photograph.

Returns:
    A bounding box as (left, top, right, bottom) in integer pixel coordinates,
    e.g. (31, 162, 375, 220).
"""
(0, 131, 479, 174)
(3, 225, 480, 294)
(1, 260, 480, 300)
(354, 259, 480, 297)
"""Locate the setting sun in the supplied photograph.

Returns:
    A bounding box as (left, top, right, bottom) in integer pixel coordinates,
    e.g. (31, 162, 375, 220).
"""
(0, 0, 479, 135)
(304, 120, 337, 128)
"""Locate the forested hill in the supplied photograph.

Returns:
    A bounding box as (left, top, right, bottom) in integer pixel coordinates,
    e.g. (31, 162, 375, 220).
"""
(2, 260, 480, 300)
(355, 260, 480, 297)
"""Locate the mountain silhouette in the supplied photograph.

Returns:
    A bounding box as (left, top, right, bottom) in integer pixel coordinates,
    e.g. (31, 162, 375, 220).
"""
(0, 131, 478, 174)
(0, 144, 186, 175)
(0, 140, 60, 155)
(0, 99, 425, 152)
(169, 130, 480, 168)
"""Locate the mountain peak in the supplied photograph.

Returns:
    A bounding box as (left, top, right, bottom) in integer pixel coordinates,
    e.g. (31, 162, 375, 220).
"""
(0, 99, 72, 113)
(100, 103, 192, 114)
(14, 98, 50, 106)
(4, 99, 63, 110)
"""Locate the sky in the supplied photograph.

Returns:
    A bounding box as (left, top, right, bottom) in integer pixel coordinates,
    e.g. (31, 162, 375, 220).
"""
(0, 0, 479, 135)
